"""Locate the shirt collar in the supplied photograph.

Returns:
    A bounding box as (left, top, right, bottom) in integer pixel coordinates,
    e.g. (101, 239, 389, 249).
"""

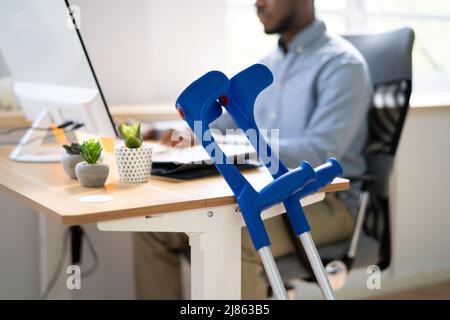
(278, 19, 326, 54)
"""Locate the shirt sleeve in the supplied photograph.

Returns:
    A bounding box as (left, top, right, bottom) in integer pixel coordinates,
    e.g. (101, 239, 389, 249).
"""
(276, 55, 372, 168)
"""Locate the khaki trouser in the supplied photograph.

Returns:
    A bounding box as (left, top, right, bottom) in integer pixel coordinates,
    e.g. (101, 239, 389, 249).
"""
(133, 194, 355, 299)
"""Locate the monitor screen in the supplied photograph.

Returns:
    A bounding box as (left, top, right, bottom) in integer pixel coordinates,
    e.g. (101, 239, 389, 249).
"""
(0, 0, 116, 136)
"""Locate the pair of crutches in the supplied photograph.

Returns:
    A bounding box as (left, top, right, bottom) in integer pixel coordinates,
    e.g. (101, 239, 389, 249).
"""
(175, 64, 342, 300)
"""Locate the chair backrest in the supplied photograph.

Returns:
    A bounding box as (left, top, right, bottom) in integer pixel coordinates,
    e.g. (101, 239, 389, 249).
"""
(343, 28, 415, 268)
(343, 28, 415, 197)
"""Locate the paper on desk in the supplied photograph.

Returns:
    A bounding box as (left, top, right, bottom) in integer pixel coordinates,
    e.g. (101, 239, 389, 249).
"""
(151, 142, 257, 165)
(75, 131, 257, 165)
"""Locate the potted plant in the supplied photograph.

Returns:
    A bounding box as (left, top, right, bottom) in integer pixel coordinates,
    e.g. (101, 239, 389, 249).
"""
(115, 122, 153, 183)
(75, 139, 109, 187)
(61, 143, 83, 179)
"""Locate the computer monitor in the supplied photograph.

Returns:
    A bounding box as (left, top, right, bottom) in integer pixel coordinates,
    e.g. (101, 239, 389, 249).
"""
(0, 0, 117, 162)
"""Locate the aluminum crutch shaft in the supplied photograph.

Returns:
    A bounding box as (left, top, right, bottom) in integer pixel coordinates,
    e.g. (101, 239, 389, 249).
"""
(299, 232, 336, 300)
(258, 246, 289, 300)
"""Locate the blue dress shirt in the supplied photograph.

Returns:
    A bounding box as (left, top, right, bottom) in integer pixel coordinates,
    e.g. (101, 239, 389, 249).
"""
(215, 20, 372, 213)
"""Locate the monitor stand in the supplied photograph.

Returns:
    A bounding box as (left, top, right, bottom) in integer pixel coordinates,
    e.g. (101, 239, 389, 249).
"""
(9, 108, 64, 163)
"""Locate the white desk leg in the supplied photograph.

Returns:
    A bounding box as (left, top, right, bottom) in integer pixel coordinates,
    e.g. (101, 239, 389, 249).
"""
(98, 204, 244, 300)
(189, 226, 241, 300)
(97, 193, 325, 300)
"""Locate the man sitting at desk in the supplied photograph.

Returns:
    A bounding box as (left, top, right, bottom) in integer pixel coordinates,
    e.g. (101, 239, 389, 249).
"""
(136, 0, 372, 299)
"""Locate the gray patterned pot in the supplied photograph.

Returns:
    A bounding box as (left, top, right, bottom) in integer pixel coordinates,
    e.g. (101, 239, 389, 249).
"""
(75, 162, 109, 187)
(114, 144, 153, 183)
(61, 153, 84, 179)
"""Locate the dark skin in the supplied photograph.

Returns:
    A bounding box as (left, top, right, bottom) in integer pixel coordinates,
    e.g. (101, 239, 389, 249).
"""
(145, 0, 315, 146)
(255, 0, 315, 48)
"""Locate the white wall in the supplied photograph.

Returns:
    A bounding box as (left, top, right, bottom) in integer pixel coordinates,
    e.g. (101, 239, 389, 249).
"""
(0, 129, 39, 299)
(293, 106, 450, 299)
(0, 192, 40, 299)
(72, 0, 226, 104)
(391, 107, 450, 279)
(38, 217, 135, 300)
(0, 52, 9, 76)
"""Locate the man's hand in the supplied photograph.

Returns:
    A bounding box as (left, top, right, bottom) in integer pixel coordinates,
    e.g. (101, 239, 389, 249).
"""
(143, 127, 197, 148)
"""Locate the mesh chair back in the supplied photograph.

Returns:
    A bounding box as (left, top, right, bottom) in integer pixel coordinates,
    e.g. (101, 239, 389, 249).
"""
(343, 28, 415, 268)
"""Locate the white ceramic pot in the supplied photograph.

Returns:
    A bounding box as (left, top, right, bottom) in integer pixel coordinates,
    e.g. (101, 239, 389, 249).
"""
(114, 144, 153, 183)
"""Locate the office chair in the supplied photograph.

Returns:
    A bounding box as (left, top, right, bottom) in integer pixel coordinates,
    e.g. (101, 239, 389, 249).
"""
(276, 27, 415, 288)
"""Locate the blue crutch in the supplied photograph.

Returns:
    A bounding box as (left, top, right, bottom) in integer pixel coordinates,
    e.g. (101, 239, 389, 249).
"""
(175, 64, 342, 300)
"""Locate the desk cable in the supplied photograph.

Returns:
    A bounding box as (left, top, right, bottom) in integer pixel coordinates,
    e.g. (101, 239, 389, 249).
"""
(0, 122, 85, 147)
(40, 226, 99, 300)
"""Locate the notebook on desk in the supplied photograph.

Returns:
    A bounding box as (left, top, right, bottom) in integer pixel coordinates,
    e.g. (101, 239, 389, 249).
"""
(150, 142, 261, 179)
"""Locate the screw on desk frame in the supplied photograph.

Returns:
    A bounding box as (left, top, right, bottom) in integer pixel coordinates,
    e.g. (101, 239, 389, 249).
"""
(207, 211, 214, 218)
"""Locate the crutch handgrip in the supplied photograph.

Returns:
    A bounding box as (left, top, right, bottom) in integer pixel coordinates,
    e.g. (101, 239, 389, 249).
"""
(174, 65, 341, 300)
(296, 158, 343, 198)
(258, 161, 316, 210)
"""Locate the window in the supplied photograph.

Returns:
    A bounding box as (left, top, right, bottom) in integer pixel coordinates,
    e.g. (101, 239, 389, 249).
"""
(226, 0, 450, 94)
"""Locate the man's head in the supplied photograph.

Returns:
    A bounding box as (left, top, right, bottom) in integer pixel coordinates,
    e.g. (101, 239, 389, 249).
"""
(255, 0, 315, 36)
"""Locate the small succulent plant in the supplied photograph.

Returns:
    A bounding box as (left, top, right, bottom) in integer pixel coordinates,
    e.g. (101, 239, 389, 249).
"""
(62, 142, 81, 155)
(79, 139, 103, 165)
(118, 122, 143, 148)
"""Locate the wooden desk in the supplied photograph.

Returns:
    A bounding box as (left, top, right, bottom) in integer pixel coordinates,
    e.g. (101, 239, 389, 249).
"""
(0, 145, 349, 299)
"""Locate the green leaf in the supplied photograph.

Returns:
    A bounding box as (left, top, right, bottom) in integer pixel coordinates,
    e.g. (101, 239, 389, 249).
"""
(125, 136, 142, 148)
(136, 122, 141, 140)
(63, 143, 81, 155)
(79, 139, 103, 164)
(118, 122, 143, 148)
(118, 123, 131, 139)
